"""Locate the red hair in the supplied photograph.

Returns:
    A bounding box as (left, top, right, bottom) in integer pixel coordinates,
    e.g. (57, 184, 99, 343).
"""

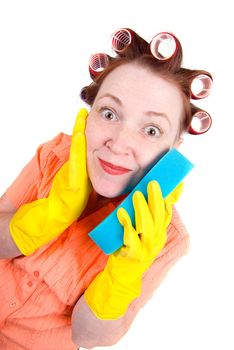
(80, 30, 212, 135)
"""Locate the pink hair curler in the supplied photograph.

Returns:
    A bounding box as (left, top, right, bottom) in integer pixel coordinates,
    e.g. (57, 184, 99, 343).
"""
(111, 28, 133, 53)
(89, 53, 110, 77)
(191, 74, 213, 99)
(150, 32, 177, 60)
(189, 111, 212, 135)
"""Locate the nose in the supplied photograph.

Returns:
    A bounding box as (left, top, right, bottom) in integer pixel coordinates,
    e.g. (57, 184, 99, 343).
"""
(105, 125, 135, 156)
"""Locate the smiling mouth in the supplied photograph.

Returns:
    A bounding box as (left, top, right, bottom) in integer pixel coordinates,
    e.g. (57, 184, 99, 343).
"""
(98, 158, 132, 175)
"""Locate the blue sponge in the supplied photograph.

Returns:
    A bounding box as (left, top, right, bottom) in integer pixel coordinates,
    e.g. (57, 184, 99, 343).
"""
(88, 148, 194, 254)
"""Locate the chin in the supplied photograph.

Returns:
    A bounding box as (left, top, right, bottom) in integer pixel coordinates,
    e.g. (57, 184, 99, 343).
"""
(91, 178, 129, 198)
(94, 185, 124, 198)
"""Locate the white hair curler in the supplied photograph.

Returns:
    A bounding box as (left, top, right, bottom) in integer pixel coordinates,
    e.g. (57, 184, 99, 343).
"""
(150, 32, 177, 60)
(189, 111, 212, 135)
(191, 74, 213, 99)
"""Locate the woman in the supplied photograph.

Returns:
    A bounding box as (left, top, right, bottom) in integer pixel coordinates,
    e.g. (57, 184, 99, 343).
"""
(0, 29, 212, 349)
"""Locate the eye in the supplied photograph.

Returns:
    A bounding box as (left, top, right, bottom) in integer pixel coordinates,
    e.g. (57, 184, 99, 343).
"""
(144, 125, 162, 137)
(100, 108, 117, 121)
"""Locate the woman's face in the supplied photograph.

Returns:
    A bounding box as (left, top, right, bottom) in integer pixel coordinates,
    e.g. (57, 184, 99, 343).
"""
(85, 63, 184, 198)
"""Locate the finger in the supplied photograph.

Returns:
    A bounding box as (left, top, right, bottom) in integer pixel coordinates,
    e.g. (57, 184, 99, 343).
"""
(164, 205, 173, 229)
(69, 109, 89, 190)
(72, 108, 89, 134)
(70, 108, 88, 167)
(69, 133, 87, 190)
(132, 191, 154, 246)
(164, 182, 184, 206)
(70, 131, 87, 169)
(163, 182, 183, 227)
(147, 181, 165, 242)
(70, 109, 88, 166)
(117, 207, 140, 250)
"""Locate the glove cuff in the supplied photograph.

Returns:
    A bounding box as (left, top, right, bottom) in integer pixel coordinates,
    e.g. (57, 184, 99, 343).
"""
(84, 266, 141, 320)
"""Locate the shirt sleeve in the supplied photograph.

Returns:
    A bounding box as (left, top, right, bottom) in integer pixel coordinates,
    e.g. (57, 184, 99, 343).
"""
(5, 133, 67, 209)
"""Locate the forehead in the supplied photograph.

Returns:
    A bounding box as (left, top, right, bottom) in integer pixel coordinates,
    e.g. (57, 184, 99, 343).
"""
(95, 63, 183, 118)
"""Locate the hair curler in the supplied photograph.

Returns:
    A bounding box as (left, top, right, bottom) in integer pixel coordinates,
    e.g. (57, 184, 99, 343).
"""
(189, 111, 212, 135)
(88, 53, 110, 78)
(111, 28, 133, 54)
(150, 32, 177, 60)
(85, 28, 213, 135)
(191, 74, 213, 99)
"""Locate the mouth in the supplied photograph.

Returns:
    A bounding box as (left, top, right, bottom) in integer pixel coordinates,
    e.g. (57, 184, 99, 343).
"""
(98, 158, 132, 175)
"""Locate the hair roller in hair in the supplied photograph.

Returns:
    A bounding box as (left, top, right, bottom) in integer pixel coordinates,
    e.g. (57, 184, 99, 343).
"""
(150, 32, 177, 60)
(190, 74, 213, 99)
(189, 111, 212, 135)
(89, 53, 110, 78)
(80, 86, 87, 101)
(111, 28, 133, 54)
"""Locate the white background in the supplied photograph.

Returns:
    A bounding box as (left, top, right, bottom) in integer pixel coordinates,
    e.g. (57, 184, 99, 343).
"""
(0, 1, 233, 349)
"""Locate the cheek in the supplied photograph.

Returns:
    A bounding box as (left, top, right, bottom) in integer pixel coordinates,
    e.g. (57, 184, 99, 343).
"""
(138, 144, 170, 173)
(85, 120, 93, 150)
(85, 117, 103, 150)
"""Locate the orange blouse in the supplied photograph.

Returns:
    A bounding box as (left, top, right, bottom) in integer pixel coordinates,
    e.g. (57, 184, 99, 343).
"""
(0, 133, 190, 350)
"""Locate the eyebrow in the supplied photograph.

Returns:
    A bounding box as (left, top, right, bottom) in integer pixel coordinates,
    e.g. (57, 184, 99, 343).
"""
(144, 111, 171, 127)
(97, 93, 123, 106)
(98, 93, 171, 127)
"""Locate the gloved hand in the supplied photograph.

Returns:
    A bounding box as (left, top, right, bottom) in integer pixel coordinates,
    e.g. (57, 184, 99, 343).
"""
(84, 180, 183, 319)
(10, 108, 92, 256)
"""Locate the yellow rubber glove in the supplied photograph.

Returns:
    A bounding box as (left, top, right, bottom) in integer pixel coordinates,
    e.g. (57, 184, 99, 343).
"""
(84, 181, 183, 319)
(10, 108, 92, 256)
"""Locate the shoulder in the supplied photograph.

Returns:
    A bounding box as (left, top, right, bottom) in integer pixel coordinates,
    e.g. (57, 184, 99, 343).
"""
(38, 132, 71, 164)
(170, 206, 189, 240)
(4, 133, 72, 208)
(160, 206, 190, 261)
(35, 132, 72, 179)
